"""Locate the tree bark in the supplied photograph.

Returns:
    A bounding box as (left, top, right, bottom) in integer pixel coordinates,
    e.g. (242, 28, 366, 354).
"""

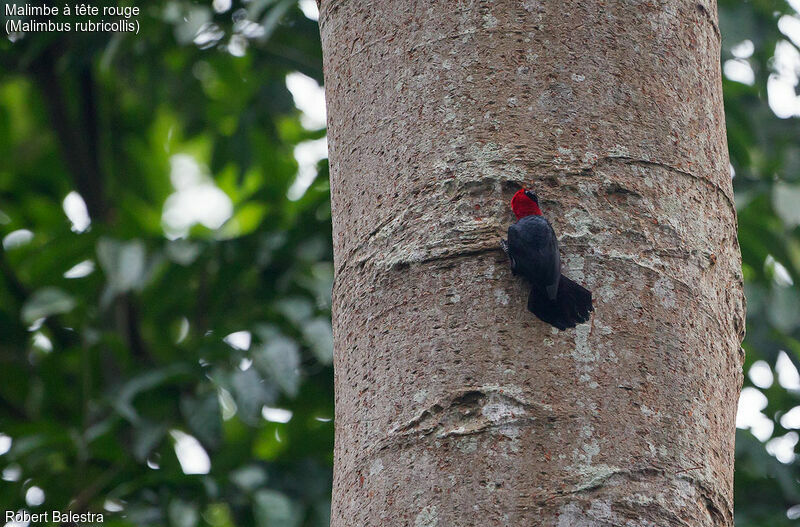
(319, 0, 745, 525)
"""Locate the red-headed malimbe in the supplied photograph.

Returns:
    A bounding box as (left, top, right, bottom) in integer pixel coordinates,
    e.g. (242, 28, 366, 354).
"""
(501, 189, 593, 330)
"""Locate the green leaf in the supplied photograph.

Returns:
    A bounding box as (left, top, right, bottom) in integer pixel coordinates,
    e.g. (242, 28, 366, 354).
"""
(180, 392, 222, 450)
(767, 286, 800, 333)
(231, 369, 275, 424)
(253, 490, 302, 527)
(219, 202, 267, 239)
(21, 287, 76, 323)
(311, 500, 331, 527)
(168, 499, 199, 527)
(97, 238, 147, 294)
(133, 422, 167, 463)
(173, 6, 212, 45)
(259, 0, 296, 43)
(113, 365, 189, 423)
(253, 336, 301, 398)
(203, 503, 234, 527)
(773, 182, 800, 228)
(230, 465, 268, 492)
(166, 240, 202, 266)
(275, 297, 313, 325)
(302, 317, 333, 365)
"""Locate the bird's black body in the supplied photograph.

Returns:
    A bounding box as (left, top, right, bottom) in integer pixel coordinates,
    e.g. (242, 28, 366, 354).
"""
(507, 215, 561, 297)
(504, 212, 593, 330)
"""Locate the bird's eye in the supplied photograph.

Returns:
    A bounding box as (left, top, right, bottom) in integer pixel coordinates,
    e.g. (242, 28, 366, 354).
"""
(525, 191, 538, 202)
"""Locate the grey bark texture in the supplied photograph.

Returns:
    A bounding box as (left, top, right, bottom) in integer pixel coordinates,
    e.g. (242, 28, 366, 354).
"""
(319, 0, 745, 525)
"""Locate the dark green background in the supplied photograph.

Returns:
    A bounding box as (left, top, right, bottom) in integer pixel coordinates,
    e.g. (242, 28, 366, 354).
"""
(0, 0, 798, 525)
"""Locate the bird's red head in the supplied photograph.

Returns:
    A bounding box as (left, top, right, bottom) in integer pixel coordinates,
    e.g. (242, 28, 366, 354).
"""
(510, 188, 542, 219)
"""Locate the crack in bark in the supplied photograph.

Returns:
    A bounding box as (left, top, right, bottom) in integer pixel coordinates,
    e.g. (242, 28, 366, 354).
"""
(332, 387, 560, 463)
(411, 243, 504, 267)
(333, 390, 552, 471)
(531, 467, 731, 526)
(334, 240, 504, 290)
(388, 387, 552, 439)
(336, 172, 512, 266)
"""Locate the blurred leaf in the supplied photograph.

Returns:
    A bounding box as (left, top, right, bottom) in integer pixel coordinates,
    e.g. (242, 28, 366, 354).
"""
(173, 6, 212, 45)
(260, 0, 296, 43)
(181, 392, 223, 450)
(253, 335, 301, 398)
(219, 202, 267, 238)
(253, 489, 302, 527)
(311, 500, 331, 527)
(302, 318, 333, 365)
(275, 297, 314, 325)
(230, 465, 268, 492)
(203, 503, 234, 527)
(773, 182, 800, 228)
(231, 368, 275, 424)
(20, 287, 76, 323)
(133, 422, 167, 463)
(124, 505, 163, 526)
(767, 286, 800, 333)
(97, 238, 147, 294)
(165, 240, 202, 266)
(113, 365, 190, 423)
(169, 499, 199, 527)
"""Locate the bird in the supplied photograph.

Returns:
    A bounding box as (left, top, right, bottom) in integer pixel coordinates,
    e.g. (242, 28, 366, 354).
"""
(501, 188, 593, 330)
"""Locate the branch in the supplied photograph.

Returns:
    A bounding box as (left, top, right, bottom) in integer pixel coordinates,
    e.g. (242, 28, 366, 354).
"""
(29, 46, 108, 221)
(29, 43, 150, 362)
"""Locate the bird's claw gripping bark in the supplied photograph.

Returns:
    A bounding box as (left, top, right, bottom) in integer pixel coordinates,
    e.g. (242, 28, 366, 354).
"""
(500, 239, 517, 274)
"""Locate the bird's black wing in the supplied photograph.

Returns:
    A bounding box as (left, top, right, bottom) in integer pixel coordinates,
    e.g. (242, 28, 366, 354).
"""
(507, 215, 561, 299)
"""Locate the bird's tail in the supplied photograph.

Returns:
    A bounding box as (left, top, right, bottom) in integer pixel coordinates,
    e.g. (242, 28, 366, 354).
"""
(528, 275, 593, 331)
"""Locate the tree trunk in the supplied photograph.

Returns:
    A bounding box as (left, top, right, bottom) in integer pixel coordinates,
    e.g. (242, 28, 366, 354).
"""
(319, 0, 745, 525)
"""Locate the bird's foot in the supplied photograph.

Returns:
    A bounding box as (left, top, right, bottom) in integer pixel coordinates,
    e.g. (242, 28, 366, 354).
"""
(500, 239, 517, 274)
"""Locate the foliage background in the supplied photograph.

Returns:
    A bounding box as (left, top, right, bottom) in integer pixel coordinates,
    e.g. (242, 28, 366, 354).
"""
(0, 0, 799, 525)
